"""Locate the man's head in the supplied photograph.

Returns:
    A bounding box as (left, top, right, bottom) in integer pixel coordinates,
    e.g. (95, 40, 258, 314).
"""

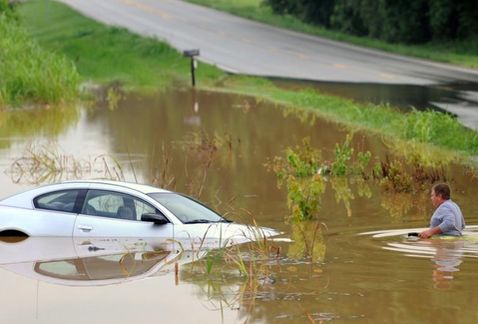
(431, 183, 450, 207)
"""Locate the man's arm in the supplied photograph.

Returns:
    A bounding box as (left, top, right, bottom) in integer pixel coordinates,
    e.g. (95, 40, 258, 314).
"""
(419, 226, 442, 239)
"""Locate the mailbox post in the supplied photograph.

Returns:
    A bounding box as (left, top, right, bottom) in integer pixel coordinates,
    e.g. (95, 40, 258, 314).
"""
(183, 49, 200, 87)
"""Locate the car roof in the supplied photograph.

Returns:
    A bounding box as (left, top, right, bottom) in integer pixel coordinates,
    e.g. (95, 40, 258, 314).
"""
(63, 180, 170, 194)
(0, 180, 172, 209)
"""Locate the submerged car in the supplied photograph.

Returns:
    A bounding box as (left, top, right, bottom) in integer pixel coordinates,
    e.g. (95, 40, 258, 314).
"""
(0, 180, 278, 247)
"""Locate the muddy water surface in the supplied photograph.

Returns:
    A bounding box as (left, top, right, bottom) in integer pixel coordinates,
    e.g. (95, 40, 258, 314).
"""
(1, 89, 478, 323)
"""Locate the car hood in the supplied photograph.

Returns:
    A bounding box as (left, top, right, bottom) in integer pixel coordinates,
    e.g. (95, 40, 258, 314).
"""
(174, 222, 281, 249)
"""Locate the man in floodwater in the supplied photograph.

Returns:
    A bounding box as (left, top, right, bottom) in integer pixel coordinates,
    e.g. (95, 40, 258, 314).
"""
(419, 183, 465, 238)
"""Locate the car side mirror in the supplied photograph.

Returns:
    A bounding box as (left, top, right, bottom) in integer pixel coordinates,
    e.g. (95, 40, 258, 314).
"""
(141, 213, 169, 225)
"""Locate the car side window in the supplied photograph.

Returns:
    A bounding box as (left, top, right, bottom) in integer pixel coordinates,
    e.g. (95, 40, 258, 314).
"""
(34, 190, 80, 213)
(82, 190, 157, 221)
(134, 200, 156, 218)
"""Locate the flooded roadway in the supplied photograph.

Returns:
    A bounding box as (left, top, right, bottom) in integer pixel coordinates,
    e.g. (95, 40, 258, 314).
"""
(1, 89, 478, 323)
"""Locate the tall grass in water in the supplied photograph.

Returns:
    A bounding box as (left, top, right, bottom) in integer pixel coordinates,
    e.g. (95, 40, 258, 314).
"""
(400, 110, 478, 153)
(0, 14, 79, 107)
(7, 142, 124, 184)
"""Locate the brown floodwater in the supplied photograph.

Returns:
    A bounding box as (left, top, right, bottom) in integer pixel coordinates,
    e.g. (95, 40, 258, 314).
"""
(1, 88, 478, 323)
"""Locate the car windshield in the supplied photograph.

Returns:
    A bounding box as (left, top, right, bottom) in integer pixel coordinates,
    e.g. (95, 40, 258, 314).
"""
(147, 193, 227, 224)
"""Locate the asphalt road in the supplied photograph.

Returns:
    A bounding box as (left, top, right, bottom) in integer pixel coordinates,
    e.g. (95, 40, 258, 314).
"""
(58, 0, 478, 85)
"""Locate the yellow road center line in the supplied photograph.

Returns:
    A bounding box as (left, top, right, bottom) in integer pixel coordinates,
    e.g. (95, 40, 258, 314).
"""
(240, 37, 253, 44)
(379, 73, 395, 79)
(120, 0, 173, 20)
(296, 53, 308, 60)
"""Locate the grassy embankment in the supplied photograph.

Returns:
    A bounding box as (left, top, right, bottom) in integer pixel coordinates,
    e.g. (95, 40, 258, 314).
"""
(17, 1, 224, 90)
(18, 1, 478, 157)
(0, 11, 79, 108)
(186, 0, 478, 69)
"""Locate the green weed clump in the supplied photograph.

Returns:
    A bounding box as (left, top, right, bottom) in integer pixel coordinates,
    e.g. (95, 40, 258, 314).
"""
(0, 14, 79, 108)
(268, 135, 452, 221)
(330, 134, 371, 177)
(266, 138, 325, 222)
(266, 136, 377, 222)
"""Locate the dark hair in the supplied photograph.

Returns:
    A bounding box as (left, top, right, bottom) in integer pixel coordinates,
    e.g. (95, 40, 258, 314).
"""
(433, 183, 451, 200)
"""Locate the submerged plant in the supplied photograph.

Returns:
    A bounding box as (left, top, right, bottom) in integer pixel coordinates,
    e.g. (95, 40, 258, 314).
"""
(106, 86, 124, 111)
(149, 130, 239, 199)
(150, 143, 177, 191)
(267, 138, 325, 222)
(377, 140, 450, 193)
(287, 221, 326, 262)
(7, 142, 124, 184)
(331, 177, 354, 217)
(331, 134, 353, 176)
(330, 134, 373, 178)
(177, 131, 221, 199)
(286, 174, 325, 222)
(267, 135, 375, 221)
(380, 190, 429, 222)
(379, 158, 413, 192)
(268, 133, 456, 223)
(268, 137, 321, 181)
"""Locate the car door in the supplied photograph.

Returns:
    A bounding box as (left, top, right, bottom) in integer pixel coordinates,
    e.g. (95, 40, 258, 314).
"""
(27, 189, 83, 237)
(73, 189, 174, 239)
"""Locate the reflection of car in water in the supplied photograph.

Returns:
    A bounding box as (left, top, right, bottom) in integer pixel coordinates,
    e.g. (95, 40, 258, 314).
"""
(35, 252, 169, 280)
(0, 236, 207, 286)
(0, 180, 279, 247)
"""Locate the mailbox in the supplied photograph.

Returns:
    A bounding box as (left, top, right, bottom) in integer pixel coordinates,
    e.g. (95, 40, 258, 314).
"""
(183, 49, 200, 57)
(183, 49, 200, 87)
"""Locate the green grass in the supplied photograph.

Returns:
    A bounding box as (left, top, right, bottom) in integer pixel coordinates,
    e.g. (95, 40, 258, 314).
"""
(18, 0, 225, 90)
(0, 13, 79, 108)
(17, 0, 478, 157)
(187, 0, 478, 69)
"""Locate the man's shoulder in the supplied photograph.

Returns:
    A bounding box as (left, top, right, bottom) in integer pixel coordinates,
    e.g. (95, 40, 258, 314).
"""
(442, 200, 455, 206)
(440, 200, 462, 213)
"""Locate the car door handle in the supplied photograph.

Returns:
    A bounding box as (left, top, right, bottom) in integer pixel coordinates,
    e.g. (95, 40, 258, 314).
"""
(78, 225, 93, 232)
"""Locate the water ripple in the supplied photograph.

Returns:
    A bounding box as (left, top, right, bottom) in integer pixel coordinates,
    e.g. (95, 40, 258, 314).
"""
(358, 225, 478, 261)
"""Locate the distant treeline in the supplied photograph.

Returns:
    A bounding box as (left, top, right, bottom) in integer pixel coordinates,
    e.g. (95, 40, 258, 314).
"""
(263, 0, 478, 44)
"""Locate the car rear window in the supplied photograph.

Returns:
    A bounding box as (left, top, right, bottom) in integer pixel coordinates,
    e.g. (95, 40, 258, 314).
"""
(34, 190, 79, 213)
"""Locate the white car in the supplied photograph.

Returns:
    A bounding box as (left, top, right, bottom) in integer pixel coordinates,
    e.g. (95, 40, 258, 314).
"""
(0, 180, 278, 247)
